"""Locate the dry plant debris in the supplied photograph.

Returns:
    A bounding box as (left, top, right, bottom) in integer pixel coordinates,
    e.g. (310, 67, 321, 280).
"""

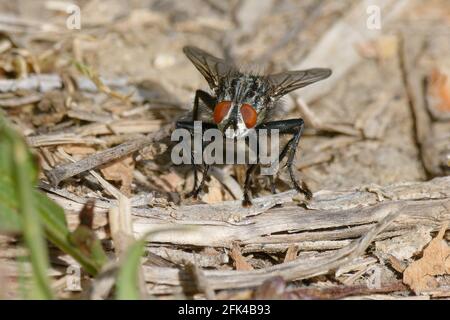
(403, 223, 450, 296)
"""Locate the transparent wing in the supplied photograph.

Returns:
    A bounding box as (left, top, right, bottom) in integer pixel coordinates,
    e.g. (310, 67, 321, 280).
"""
(267, 68, 332, 98)
(183, 46, 236, 90)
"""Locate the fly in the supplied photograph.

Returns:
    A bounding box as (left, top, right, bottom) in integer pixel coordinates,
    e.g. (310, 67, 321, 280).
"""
(176, 46, 331, 206)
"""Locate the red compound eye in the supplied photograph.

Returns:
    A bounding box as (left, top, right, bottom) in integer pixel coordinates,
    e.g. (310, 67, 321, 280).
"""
(213, 101, 232, 124)
(240, 103, 257, 128)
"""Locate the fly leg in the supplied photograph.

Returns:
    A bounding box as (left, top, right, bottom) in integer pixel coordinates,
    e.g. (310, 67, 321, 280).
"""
(256, 118, 312, 200)
(244, 175, 278, 207)
(176, 90, 216, 197)
(268, 175, 276, 194)
(242, 164, 258, 207)
(241, 131, 276, 206)
(192, 89, 216, 121)
(175, 120, 216, 199)
(189, 164, 210, 199)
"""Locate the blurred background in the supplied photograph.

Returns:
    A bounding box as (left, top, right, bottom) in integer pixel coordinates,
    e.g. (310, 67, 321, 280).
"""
(0, 0, 449, 299)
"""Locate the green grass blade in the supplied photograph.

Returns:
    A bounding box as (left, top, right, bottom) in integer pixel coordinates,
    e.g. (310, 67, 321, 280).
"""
(115, 228, 189, 300)
(115, 238, 146, 300)
(36, 192, 103, 276)
(1, 114, 107, 277)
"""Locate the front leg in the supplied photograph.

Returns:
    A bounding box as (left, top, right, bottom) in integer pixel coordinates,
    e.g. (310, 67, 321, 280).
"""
(256, 118, 312, 200)
(192, 89, 216, 122)
(242, 164, 258, 207)
(175, 120, 216, 199)
(177, 90, 216, 196)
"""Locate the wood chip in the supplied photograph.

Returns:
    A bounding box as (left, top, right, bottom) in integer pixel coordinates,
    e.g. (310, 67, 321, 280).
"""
(284, 245, 299, 263)
(230, 242, 254, 271)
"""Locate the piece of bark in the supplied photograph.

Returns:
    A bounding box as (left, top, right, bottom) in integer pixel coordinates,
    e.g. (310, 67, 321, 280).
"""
(284, 245, 299, 263)
(230, 242, 253, 271)
(142, 203, 403, 290)
(146, 247, 228, 268)
(0, 93, 42, 107)
(375, 225, 433, 261)
(45, 123, 174, 186)
(109, 196, 147, 298)
(46, 177, 450, 248)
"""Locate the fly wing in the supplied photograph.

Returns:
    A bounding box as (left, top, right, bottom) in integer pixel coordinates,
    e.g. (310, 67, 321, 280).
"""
(183, 46, 236, 90)
(267, 68, 332, 99)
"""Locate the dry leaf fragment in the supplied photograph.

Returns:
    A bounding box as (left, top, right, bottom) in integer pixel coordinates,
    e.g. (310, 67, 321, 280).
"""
(230, 242, 253, 271)
(201, 176, 225, 204)
(100, 156, 134, 196)
(403, 222, 450, 294)
(427, 69, 450, 119)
